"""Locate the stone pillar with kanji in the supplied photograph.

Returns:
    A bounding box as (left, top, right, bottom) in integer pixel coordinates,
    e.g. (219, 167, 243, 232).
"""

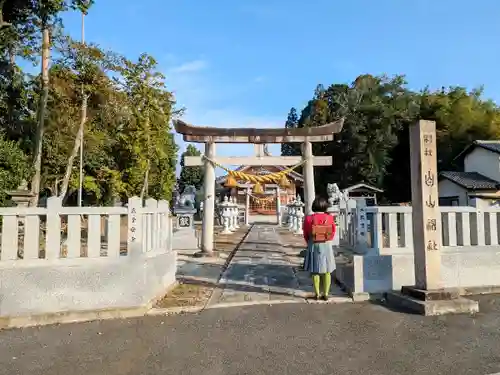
(385, 120, 479, 315)
(410, 120, 442, 290)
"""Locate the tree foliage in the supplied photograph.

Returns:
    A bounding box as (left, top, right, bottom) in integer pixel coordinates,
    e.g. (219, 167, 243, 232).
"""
(281, 107, 299, 156)
(0, 133, 31, 206)
(178, 144, 204, 193)
(0, 2, 180, 206)
(285, 75, 500, 202)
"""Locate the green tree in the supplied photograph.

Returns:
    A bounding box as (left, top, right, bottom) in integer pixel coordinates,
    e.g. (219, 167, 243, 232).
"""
(0, 0, 38, 151)
(384, 86, 500, 202)
(178, 144, 204, 192)
(291, 75, 419, 197)
(40, 48, 122, 202)
(281, 107, 299, 156)
(0, 0, 185, 207)
(58, 0, 95, 201)
(114, 53, 179, 201)
(0, 132, 32, 206)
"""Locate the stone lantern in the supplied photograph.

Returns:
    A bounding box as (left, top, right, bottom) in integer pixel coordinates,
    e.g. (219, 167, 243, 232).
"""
(7, 180, 35, 209)
(6, 180, 36, 259)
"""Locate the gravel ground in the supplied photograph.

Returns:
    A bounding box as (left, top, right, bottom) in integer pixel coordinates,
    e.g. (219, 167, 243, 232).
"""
(1, 294, 500, 375)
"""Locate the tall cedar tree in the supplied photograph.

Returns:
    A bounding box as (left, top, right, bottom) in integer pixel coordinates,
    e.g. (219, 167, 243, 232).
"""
(178, 144, 204, 193)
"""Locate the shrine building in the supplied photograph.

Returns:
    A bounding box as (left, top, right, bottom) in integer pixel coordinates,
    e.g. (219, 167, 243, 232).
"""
(215, 144, 303, 217)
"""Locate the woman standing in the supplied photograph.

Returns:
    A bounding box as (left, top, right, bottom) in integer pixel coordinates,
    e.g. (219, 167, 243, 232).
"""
(302, 196, 336, 301)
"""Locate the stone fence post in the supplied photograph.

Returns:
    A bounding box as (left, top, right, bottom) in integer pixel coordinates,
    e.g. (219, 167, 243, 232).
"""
(127, 196, 143, 254)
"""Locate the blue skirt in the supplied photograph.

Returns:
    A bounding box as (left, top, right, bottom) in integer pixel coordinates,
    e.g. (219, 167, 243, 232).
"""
(303, 241, 336, 274)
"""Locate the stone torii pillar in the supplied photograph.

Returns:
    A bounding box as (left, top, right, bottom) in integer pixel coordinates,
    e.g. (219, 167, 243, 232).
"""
(201, 142, 216, 254)
(302, 140, 315, 215)
(173, 119, 344, 257)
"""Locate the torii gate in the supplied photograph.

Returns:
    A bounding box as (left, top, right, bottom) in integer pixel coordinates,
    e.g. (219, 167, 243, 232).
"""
(174, 119, 344, 256)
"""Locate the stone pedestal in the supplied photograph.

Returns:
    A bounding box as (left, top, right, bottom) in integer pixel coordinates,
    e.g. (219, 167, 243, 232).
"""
(172, 208, 199, 251)
(386, 120, 479, 316)
(228, 198, 237, 231)
(245, 187, 250, 226)
(288, 201, 296, 231)
(294, 196, 304, 235)
(355, 200, 368, 253)
(231, 197, 240, 229)
(220, 197, 232, 234)
(327, 204, 340, 247)
(275, 186, 281, 226)
(8, 182, 35, 210)
(386, 287, 478, 316)
(7, 182, 36, 259)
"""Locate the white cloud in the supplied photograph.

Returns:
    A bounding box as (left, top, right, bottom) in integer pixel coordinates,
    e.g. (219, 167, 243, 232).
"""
(168, 59, 208, 74)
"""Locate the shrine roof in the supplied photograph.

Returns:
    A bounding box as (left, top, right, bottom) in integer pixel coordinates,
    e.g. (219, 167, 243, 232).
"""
(343, 183, 384, 193)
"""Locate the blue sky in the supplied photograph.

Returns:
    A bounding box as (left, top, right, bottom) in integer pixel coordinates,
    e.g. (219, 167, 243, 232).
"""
(61, 0, 500, 173)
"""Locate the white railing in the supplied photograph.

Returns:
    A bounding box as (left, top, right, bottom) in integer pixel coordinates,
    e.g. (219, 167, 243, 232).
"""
(0, 196, 173, 263)
(328, 207, 356, 247)
(345, 206, 500, 255)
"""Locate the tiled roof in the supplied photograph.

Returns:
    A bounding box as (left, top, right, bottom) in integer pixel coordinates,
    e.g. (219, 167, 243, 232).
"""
(454, 140, 500, 161)
(475, 140, 500, 154)
(439, 171, 500, 190)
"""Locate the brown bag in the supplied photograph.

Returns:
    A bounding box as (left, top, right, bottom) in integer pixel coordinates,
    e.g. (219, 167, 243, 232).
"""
(311, 214, 333, 243)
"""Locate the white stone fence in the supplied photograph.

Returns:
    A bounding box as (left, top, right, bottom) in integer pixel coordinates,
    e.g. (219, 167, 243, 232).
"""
(0, 196, 176, 322)
(334, 204, 500, 299)
(0, 196, 173, 261)
(338, 205, 500, 255)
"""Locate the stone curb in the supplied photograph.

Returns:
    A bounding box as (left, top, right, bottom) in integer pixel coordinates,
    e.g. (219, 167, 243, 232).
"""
(149, 294, 354, 313)
(306, 297, 353, 304)
(0, 307, 149, 331)
(146, 305, 204, 316)
(206, 299, 306, 309)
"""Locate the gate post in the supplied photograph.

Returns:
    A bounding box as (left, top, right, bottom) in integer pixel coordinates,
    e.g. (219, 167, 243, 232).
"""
(201, 142, 216, 255)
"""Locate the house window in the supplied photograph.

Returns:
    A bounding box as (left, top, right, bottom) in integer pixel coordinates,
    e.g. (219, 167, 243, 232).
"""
(439, 196, 459, 206)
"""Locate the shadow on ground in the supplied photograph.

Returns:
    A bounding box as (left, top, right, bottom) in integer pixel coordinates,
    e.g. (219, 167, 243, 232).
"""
(177, 276, 304, 298)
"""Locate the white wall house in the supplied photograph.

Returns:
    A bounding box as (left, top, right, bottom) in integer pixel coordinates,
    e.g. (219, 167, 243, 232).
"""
(439, 140, 500, 207)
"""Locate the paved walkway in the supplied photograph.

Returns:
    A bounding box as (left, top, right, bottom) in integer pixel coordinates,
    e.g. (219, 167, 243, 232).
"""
(207, 224, 350, 307)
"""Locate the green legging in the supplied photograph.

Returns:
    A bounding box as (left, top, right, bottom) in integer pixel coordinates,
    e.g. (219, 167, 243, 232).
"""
(312, 273, 331, 297)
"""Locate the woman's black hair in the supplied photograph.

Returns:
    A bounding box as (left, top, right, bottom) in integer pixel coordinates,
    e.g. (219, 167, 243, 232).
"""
(311, 196, 329, 213)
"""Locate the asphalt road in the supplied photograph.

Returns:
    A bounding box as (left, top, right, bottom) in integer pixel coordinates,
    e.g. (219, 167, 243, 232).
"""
(2, 295, 500, 375)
